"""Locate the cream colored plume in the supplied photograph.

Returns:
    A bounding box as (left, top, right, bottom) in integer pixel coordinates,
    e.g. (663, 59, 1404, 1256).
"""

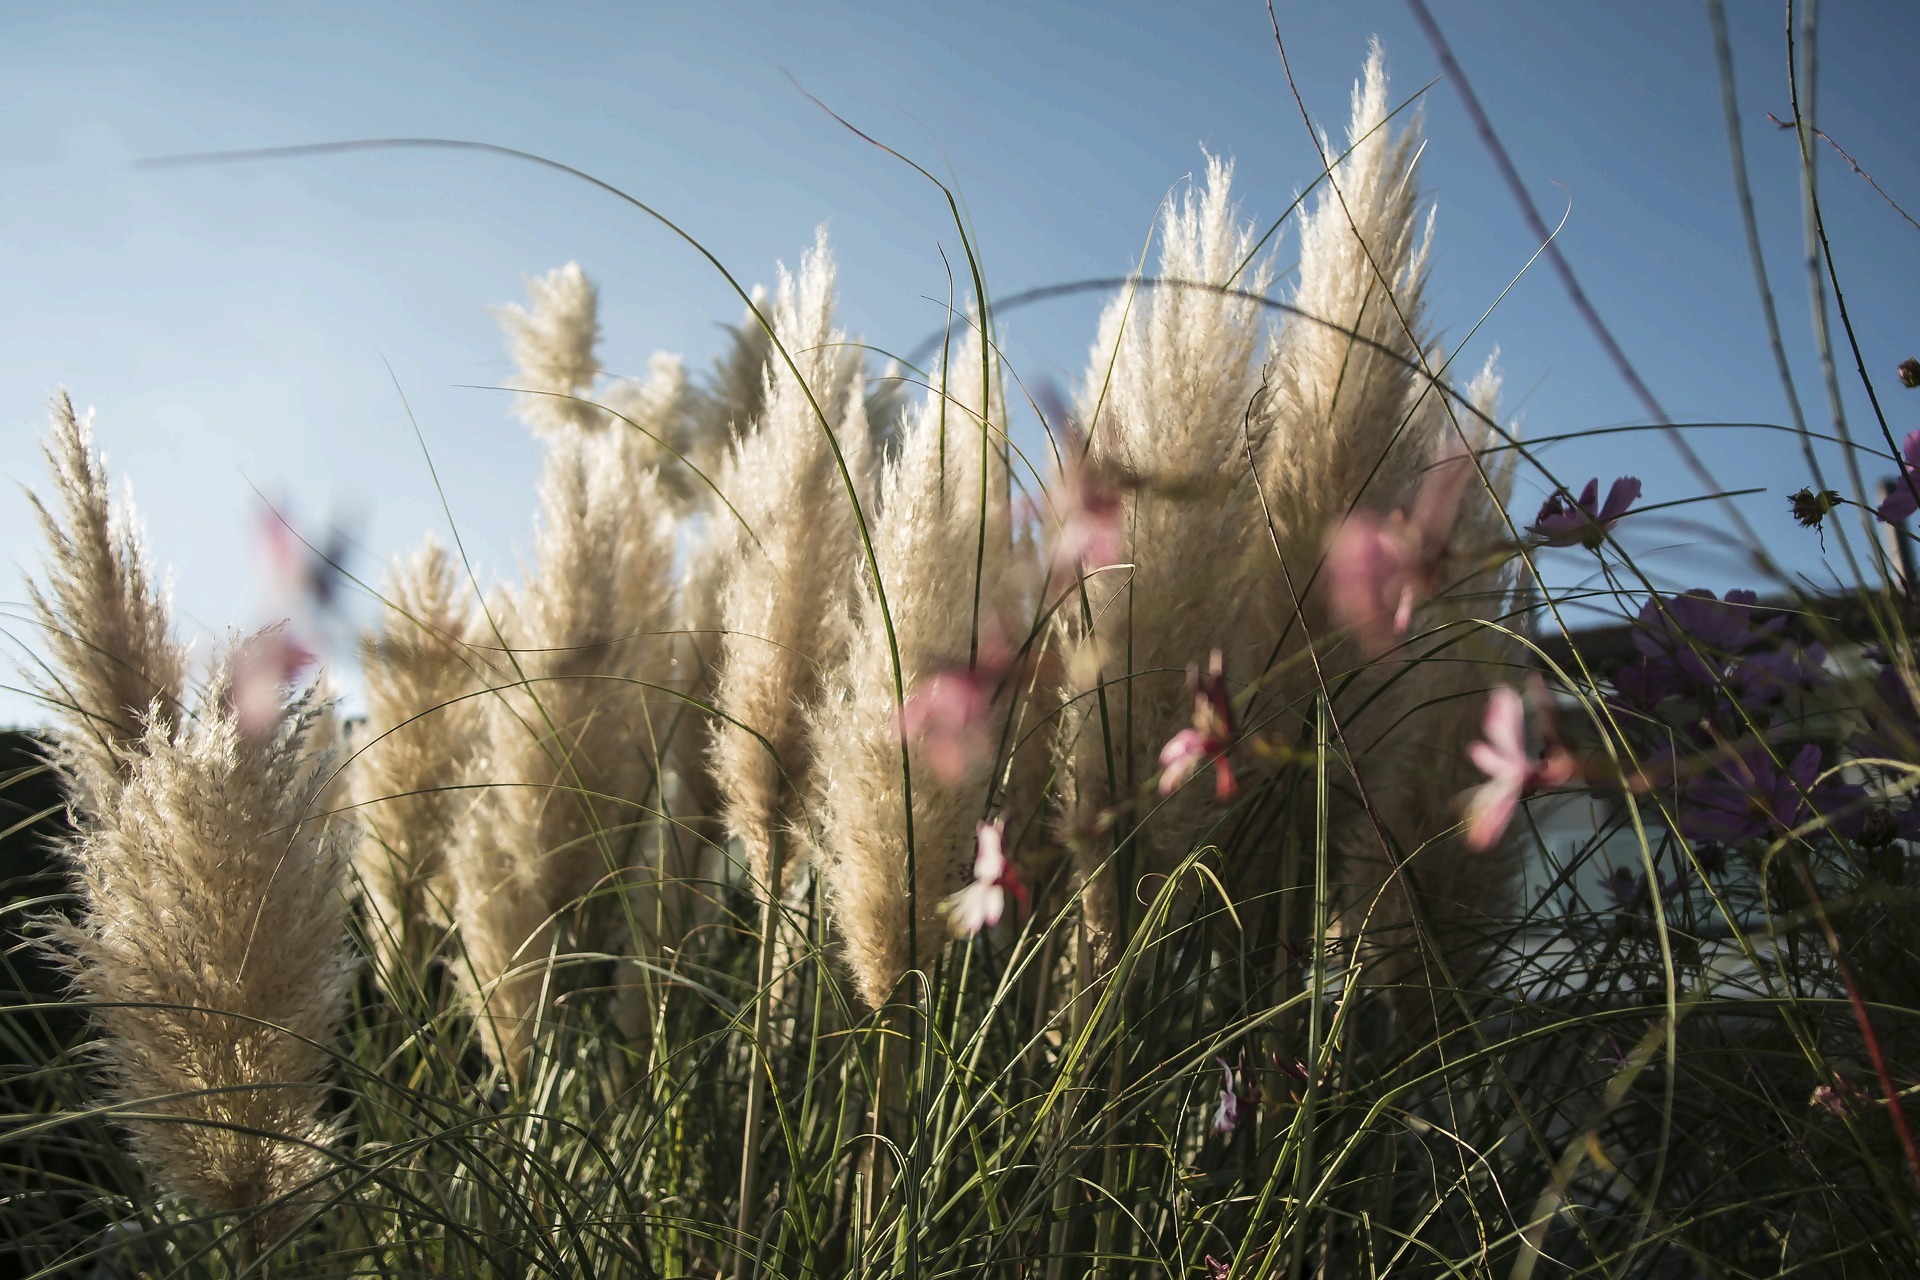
(810, 323, 1028, 1008)
(1054, 154, 1276, 950)
(498, 261, 606, 436)
(28, 402, 356, 1227)
(708, 229, 875, 894)
(1256, 41, 1436, 583)
(352, 534, 486, 979)
(53, 670, 354, 1228)
(26, 393, 188, 811)
(445, 413, 681, 1074)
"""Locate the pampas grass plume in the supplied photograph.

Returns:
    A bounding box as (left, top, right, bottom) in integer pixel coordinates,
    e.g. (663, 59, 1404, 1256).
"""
(810, 323, 1021, 1008)
(708, 228, 875, 893)
(27, 393, 188, 810)
(55, 672, 355, 1229)
(352, 534, 484, 978)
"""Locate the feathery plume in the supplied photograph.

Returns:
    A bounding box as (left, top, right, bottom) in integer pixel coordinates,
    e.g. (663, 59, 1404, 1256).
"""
(352, 535, 486, 979)
(26, 393, 188, 810)
(51, 668, 355, 1230)
(27, 407, 355, 1227)
(1255, 41, 1437, 568)
(447, 387, 681, 1073)
(497, 261, 605, 436)
(1054, 154, 1274, 953)
(708, 229, 875, 895)
(810, 322, 1027, 1007)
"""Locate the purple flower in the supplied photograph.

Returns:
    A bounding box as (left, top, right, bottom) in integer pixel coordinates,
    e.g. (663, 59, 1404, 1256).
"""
(1730, 641, 1829, 708)
(1600, 866, 1647, 908)
(1877, 430, 1920, 523)
(1852, 663, 1920, 764)
(1811, 1076, 1867, 1117)
(1526, 476, 1641, 549)
(1676, 743, 1865, 846)
(1626, 589, 1783, 707)
(1204, 1256, 1232, 1280)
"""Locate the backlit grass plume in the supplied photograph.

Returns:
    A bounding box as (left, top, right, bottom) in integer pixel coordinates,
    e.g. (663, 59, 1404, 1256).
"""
(26, 393, 188, 812)
(1054, 154, 1276, 956)
(497, 261, 606, 437)
(52, 670, 353, 1231)
(446, 394, 681, 1074)
(1255, 42, 1437, 564)
(708, 228, 876, 895)
(1326, 361, 1523, 999)
(810, 325, 1025, 1008)
(28, 409, 353, 1231)
(352, 534, 485, 980)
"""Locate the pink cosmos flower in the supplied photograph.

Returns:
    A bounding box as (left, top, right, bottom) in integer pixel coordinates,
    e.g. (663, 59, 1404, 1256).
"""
(899, 635, 1017, 786)
(942, 817, 1028, 938)
(1324, 452, 1475, 655)
(1464, 684, 1577, 850)
(1157, 649, 1238, 802)
(1526, 476, 1641, 549)
(1877, 430, 1920, 523)
(227, 626, 316, 740)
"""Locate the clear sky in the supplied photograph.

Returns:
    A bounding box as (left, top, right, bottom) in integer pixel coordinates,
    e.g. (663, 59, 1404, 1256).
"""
(2, 1, 1915, 725)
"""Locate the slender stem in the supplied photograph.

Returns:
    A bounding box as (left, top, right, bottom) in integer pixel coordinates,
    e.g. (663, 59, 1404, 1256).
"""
(733, 829, 784, 1280)
(1286, 695, 1330, 1280)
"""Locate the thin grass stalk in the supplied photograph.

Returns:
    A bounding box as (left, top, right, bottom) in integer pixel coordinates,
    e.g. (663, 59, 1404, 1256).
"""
(1285, 694, 1331, 1280)
(733, 826, 784, 1280)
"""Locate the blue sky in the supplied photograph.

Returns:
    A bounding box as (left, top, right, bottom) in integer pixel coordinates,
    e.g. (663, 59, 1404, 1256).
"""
(2, 1, 1915, 724)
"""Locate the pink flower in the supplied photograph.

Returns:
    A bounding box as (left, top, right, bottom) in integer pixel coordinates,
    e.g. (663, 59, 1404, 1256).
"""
(1526, 476, 1641, 549)
(259, 503, 349, 614)
(226, 626, 316, 740)
(1877, 430, 1920, 523)
(1811, 1076, 1867, 1117)
(900, 636, 1017, 786)
(1035, 384, 1127, 578)
(1324, 453, 1474, 655)
(1212, 1057, 1242, 1135)
(942, 817, 1028, 938)
(1463, 684, 1577, 850)
(1052, 445, 1126, 576)
(1157, 650, 1238, 802)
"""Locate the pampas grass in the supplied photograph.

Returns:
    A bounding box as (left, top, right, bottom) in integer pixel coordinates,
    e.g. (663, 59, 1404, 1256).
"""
(446, 408, 680, 1073)
(9, 34, 1913, 1278)
(1055, 153, 1278, 959)
(26, 394, 188, 813)
(708, 229, 876, 896)
(810, 324, 1024, 1008)
(352, 534, 484, 980)
(28, 409, 353, 1234)
(52, 671, 353, 1232)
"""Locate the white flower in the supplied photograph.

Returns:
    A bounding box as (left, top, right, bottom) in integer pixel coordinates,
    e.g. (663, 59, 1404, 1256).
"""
(942, 818, 1026, 938)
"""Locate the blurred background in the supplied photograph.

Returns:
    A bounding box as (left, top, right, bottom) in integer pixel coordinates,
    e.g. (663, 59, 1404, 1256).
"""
(1, 0, 1913, 723)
